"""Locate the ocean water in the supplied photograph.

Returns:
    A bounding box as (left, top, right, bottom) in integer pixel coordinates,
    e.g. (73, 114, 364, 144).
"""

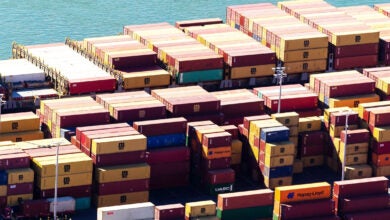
(1, 0, 390, 60)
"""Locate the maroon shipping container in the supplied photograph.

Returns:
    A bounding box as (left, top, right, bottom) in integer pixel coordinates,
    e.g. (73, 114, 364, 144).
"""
(300, 145, 324, 157)
(173, 54, 223, 73)
(205, 168, 235, 185)
(331, 43, 379, 58)
(324, 80, 375, 98)
(91, 150, 146, 167)
(0, 196, 5, 208)
(82, 128, 137, 149)
(298, 131, 326, 147)
(280, 199, 334, 220)
(7, 182, 33, 196)
(333, 55, 378, 70)
(343, 208, 390, 220)
(76, 123, 129, 141)
(24, 145, 81, 158)
(219, 98, 264, 116)
(155, 203, 185, 220)
(301, 216, 341, 220)
(330, 112, 359, 126)
(56, 108, 110, 128)
(150, 161, 190, 178)
(67, 76, 116, 95)
(337, 194, 389, 214)
(133, 117, 187, 136)
(219, 125, 239, 139)
(149, 174, 189, 190)
(0, 153, 30, 169)
(113, 103, 166, 122)
(340, 129, 370, 144)
(109, 51, 157, 70)
(370, 139, 390, 154)
(19, 199, 50, 218)
(184, 113, 224, 125)
(243, 115, 272, 129)
(166, 97, 221, 117)
(94, 179, 149, 195)
(296, 108, 323, 117)
(201, 157, 231, 170)
(146, 146, 190, 164)
(202, 132, 232, 148)
(217, 188, 273, 210)
(35, 185, 92, 199)
(333, 176, 388, 198)
(71, 136, 80, 149)
(369, 107, 390, 127)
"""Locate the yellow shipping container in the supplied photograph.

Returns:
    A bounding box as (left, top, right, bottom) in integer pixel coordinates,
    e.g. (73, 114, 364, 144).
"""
(293, 159, 303, 174)
(298, 116, 322, 132)
(289, 136, 298, 148)
(185, 200, 216, 218)
(36, 172, 92, 190)
(231, 153, 242, 165)
(122, 70, 171, 89)
(196, 127, 225, 143)
(229, 64, 275, 79)
(345, 164, 372, 180)
(0, 113, 40, 133)
(283, 59, 327, 74)
(263, 154, 294, 167)
(7, 168, 34, 184)
(289, 126, 299, 137)
(264, 141, 295, 157)
(379, 76, 390, 95)
(231, 139, 242, 154)
(331, 30, 379, 46)
(91, 134, 147, 155)
(0, 185, 6, 196)
(339, 153, 368, 166)
(250, 143, 260, 162)
(40, 96, 94, 115)
(373, 165, 390, 176)
(7, 194, 33, 206)
(278, 48, 328, 62)
(327, 94, 380, 108)
(249, 119, 282, 144)
(264, 176, 292, 190)
(16, 138, 70, 150)
(330, 124, 359, 138)
(338, 143, 369, 158)
(279, 34, 329, 51)
(373, 126, 390, 142)
(302, 155, 324, 168)
(93, 191, 149, 208)
(274, 182, 331, 203)
(95, 163, 150, 183)
(271, 112, 299, 127)
(202, 146, 231, 160)
(357, 101, 390, 119)
(32, 153, 92, 177)
(0, 130, 44, 142)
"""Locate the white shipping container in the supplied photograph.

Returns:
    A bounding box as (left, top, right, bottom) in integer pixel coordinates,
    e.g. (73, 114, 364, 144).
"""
(12, 88, 58, 100)
(97, 202, 154, 220)
(0, 59, 46, 83)
(47, 196, 76, 213)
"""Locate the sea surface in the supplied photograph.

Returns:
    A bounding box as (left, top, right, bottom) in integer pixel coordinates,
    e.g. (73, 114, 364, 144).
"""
(1, 0, 390, 60)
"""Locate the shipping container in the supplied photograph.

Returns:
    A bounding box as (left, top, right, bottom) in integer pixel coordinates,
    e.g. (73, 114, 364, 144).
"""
(97, 202, 154, 220)
(154, 203, 185, 220)
(95, 163, 150, 183)
(333, 176, 388, 198)
(274, 182, 331, 203)
(185, 200, 216, 218)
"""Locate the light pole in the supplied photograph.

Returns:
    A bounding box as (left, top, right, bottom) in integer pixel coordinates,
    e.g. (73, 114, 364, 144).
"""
(272, 67, 287, 113)
(0, 94, 6, 134)
(341, 110, 352, 181)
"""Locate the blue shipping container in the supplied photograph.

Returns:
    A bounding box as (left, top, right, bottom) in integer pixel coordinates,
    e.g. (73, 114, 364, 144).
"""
(75, 197, 91, 210)
(147, 133, 186, 149)
(0, 170, 7, 185)
(260, 126, 290, 143)
(261, 164, 293, 178)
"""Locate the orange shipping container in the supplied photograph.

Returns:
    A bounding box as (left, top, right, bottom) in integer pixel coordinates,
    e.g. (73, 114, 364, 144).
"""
(274, 182, 331, 203)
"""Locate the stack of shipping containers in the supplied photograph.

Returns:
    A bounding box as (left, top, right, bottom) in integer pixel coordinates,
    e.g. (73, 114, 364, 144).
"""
(220, 125, 242, 174)
(363, 66, 390, 100)
(278, 0, 379, 71)
(226, 3, 328, 79)
(23, 43, 116, 95)
(184, 23, 276, 87)
(81, 35, 170, 90)
(0, 112, 43, 142)
(123, 23, 224, 85)
(133, 118, 190, 189)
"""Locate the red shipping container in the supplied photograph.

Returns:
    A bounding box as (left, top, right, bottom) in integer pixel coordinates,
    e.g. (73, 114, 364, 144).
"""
(331, 43, 379, 58)
(133, 117, 187, 136)
(155, 203, 185, 220)
(343, 208, 390, 220)
(149, 174, 189, 190)
(146, 146, 190, 164)
(369, 107, 390, 127)
(202, 132, 232, 148)
(201, 157, 231, 170)
(300, 145, 324, 157)
(220, 125, 239, 139)
(76, 123, 129, 141)
(67, 76, 116, 95)
(337, 194, 389, 214)
(80, 144, 91, 157)
(280, 199, 334, 219)
(82, 128, 138, 149)
(0, 153, 30, 169)
(298, 131, 326, 147)
(94, 179, 149, 195)
(35, 185, 92, 199)
(113, 104, 166, 122)
(333, 176, 388, 198)
(333, 55, 378, 70)
(238, 124, 249, 138)
(206, 168, 235, 185)
(150, 161, 190, 178)
(56, 109, 110, 128)
(324, 80, 375, 98)
(217, 189, 273, 210)
(243, 115, 271, 129)
(7, 182, 33, 196)
(296, 108, 323, 117)
(340, 129, 370, 144)
(370, 139, 390, 154)
(266, 94, 318, 112)
(330, 112, 359, 126)
(91, 150, 146, 167)
(109, 51, 157, 70)
(168, 97, 221, 117)
(70, 136, 80, 148)
(19, 199, 50, 218)
(187, 121, 215, 137)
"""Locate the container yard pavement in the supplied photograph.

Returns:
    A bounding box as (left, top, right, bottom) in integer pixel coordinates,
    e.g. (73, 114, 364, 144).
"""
(70, 165, 339, 219)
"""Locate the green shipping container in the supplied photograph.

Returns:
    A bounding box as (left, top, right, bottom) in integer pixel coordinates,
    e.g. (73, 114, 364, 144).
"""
(75, 197, 91, 210)
(177, 69, 223, 84)
(273, 212, 279, 220)
(217, 205, 273, 220)
(205, 182, 234, 195)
